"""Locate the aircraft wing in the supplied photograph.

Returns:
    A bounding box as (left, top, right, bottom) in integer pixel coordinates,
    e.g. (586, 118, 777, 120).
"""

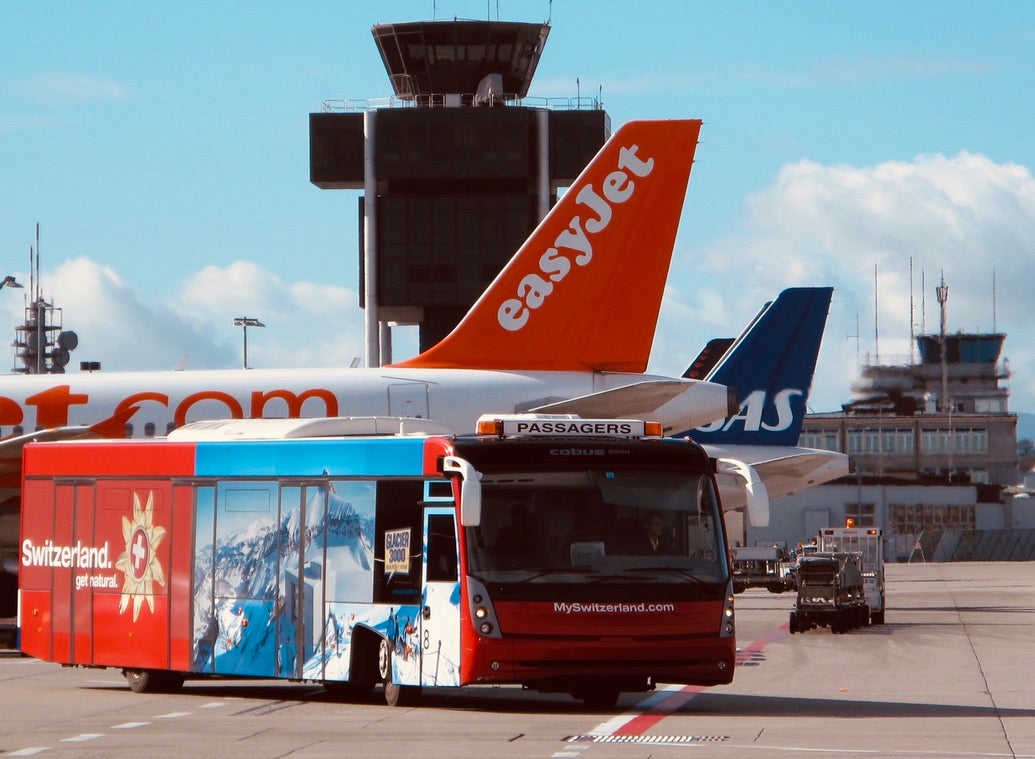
(705, 443, 851, 526)
(531, 379, 739, 433)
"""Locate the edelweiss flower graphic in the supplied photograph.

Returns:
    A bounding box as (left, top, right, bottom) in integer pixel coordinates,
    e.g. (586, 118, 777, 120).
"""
(115, 491, 167, 621)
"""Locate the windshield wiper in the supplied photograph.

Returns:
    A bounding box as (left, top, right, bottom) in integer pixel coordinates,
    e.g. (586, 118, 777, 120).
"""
(514, 567, 587, 583)
(625, 566, 714, 585)
(584, 573, 634, 584)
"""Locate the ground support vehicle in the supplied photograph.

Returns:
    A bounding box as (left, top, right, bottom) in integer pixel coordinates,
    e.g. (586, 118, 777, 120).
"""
(19, 414, 750, 707)
(816, 527, 886, 624)
(731, 545, 794, 593)
(788, 552, 868, 634)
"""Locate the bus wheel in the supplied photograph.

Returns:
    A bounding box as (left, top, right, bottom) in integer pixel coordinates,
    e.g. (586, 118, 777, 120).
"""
(378, 637, 421, 707)
(125, 669, 152, 693)
(124, 669, 184, 693)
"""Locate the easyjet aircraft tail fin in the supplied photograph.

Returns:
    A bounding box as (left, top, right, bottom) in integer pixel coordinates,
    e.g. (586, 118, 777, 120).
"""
(690, 287, 834, 447)
(392, 119, 703, 372)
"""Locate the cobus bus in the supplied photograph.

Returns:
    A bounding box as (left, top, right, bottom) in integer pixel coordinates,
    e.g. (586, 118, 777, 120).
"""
(18, 414, 742, 707)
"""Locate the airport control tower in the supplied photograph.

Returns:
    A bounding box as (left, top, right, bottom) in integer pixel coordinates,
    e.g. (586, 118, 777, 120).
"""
(309, 19, 609, 365)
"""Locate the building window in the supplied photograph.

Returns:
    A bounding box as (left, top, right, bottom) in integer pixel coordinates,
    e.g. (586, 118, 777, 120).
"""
(801, 429, 839, 451)
(847, 429, 862, 454)
(846, 427, 914, 455)
(975, 397, 1006, 413)
(921, 427, 988, 454)
(889, 503, 975, 533)
(845, 502, 876, 527)
(894, 428, 914, 453)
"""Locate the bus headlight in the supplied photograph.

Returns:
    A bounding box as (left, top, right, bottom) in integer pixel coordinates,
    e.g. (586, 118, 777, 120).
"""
(720, 586, 735, 638)
(466, 576, 502, 639)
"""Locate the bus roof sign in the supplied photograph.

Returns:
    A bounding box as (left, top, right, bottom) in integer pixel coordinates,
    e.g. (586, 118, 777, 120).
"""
(475, 414, 655, 439)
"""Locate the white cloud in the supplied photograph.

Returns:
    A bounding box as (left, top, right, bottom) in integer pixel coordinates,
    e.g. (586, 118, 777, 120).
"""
(7, 257, 218, 372)
(653, 150, 1035, 413)
(5, 258, 418, 375)
(24, 72, 132, 105)
(0, 258, 362, 374)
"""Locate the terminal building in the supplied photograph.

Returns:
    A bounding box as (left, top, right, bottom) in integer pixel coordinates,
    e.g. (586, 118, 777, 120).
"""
(747, 327, 1035, 562)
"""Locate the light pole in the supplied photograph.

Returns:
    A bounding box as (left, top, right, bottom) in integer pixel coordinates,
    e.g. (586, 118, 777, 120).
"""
(233, 317, 264, 369)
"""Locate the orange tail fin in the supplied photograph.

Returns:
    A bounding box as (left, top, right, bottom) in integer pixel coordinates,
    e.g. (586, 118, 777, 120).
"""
(392, 119, 703, 372)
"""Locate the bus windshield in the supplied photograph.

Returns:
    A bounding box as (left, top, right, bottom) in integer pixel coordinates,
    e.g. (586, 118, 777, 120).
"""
(464, 469, 728, 585)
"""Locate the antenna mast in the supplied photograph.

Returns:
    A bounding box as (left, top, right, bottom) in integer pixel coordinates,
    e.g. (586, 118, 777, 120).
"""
(992, 268, 997, 334)
(909, 257, 915, 364)
(873, 263, 879, 364)
(936, 272, 949, 413)
(13, 225, 78, 374)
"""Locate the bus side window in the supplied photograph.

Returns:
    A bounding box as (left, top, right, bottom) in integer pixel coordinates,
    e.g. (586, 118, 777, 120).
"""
(426, 514, 458, 582)
(374, 480, 424, 604)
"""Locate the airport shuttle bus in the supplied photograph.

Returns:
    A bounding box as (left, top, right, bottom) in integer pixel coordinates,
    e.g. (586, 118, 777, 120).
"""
(18, 414, 737, 707)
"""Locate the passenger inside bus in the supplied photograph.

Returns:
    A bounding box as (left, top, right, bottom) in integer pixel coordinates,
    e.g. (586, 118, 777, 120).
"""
(632, 510, 675, 554)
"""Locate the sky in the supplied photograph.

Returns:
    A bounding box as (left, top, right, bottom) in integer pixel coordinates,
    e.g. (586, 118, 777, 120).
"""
(2, 1, 1035, 415)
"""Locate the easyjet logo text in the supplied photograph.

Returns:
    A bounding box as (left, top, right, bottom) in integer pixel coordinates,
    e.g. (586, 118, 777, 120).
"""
(0, 384, 340, 432)
(497, 142, 656, 332)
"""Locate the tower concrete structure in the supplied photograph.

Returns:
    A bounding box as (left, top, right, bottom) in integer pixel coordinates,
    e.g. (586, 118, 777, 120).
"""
(309, 19, 610, 365)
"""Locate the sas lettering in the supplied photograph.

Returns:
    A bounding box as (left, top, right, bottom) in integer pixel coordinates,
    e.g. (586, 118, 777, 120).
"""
(695, 388, 801, 434)
(497, 143, 656, 332)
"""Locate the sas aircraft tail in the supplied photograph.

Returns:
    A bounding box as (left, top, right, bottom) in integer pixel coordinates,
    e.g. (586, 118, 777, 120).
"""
(393, 119, 703, 373)
(689, 287, 834, 447)
(682, 287, 849, 527)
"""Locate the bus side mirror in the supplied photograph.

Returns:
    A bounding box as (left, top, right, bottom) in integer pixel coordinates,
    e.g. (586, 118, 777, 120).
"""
(442, 455, 482, 527)
(460, 479, 482, 527)
(716, 457, 770, 528)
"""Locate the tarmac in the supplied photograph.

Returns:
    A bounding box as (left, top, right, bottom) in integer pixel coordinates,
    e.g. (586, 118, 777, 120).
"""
(0, 561, 1032, 758)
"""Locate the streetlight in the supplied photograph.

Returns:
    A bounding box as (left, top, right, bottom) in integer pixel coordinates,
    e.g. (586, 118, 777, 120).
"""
(233, 317, 264, 369)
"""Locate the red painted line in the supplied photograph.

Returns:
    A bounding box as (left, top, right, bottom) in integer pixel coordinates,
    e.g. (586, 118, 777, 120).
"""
(613, 622, 789, 737)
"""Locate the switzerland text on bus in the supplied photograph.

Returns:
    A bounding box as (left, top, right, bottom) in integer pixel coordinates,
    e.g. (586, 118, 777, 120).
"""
(18, 414, 738, 707)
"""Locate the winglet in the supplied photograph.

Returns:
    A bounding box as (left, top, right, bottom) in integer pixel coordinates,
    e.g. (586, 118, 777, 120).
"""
(392, 119, 703, 372)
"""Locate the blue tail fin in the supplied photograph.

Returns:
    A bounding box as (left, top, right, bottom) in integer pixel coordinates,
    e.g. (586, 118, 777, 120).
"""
(688, 287, 834, 446)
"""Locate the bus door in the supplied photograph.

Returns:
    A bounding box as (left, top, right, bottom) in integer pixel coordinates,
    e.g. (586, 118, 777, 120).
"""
(54, 483, 91, 665)
(420, 508, 460, 687)
(276, 483, 328, 680)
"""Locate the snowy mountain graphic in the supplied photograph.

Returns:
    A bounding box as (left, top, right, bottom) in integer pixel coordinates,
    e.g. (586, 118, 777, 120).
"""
(191, 482, 376, 678)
